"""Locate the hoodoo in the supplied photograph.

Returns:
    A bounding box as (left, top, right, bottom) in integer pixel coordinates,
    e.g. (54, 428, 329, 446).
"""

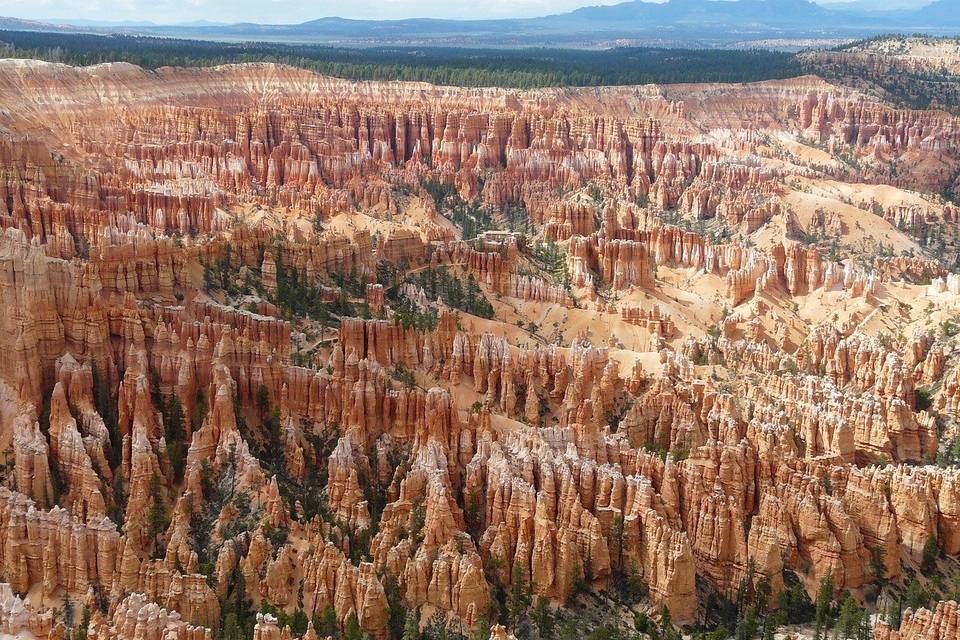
(0, 32, 959, 640)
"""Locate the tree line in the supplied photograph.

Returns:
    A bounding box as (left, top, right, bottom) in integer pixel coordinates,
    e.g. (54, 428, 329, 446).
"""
(0, 30, 803, 88)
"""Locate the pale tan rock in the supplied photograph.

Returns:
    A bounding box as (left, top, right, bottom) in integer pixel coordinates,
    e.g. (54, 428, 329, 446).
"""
(0, 59, 957, 640)
(0, 582, 54, 637)
(874, 600, 960, 640)
(95, 592, 212, 640)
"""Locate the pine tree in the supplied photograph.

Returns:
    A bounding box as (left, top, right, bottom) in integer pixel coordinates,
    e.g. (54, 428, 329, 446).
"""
(886, 598, 902, 631)
(763, 611, 784, 640)
(835, 592, 862, 639)
(315, 607, 338, 638)
(74, 606, 91, 640)
(470, 616, 489, 640)
(165, 395, 186, 481)
(402, 610, 420, 640)
(63, 594, 74, 627)
(507, 562, 532, 628)
(531, 598, 554, 639)
(222, 612, 240, 640)
(921, 535, 939, 573)
(345, 614, 367, 640)
(383, 575, 405, 640)
(611, 515, 625, 570)
(905, 578, 929, 610)
(734, 603, 759, 640)
(660, 605, 680, 640)
(814, 570, 835, 639)
(257, 384, 270, 420)
(91, 361, 120, 467)
(464, 489, 481, 538)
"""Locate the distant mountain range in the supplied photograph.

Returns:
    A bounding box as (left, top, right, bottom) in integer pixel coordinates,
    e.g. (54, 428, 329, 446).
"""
(2, 0, 958, 47)
(913, 0, 957, 22)
(818, 0, 929, 9)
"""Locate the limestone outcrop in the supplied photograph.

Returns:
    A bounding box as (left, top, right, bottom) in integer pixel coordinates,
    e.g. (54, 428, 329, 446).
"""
(0, 58, 959, 640)
(874, 600, 960, 640)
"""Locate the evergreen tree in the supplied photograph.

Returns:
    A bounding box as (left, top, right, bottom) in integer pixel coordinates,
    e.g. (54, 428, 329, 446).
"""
(345, 614, 368, 640)
(147, 472, 169, 554)
(815, 571, 835, 639)
(778, 571, 815, 624)
(531, 598, 554, 639)
(886, 598, 902, 631)
(763, 611, 784, 640)
(74, 606, 90, 640)
(222, 612, 240, 640)
(402, 610, 420, 640)
(63, 594, 74, 627)
(734, 602, 759, 640)
(921, 536, 939, 573)
(257, 384, 270, 420)
(660, 605, 680, 640)
(470, 616, 490, 640)
(91, 362, 120, 467)
(835, 592, 863, 639)
(611, 515, 625, 570)
(383, 575, 406, 640)
(464, 489, 481, 538)
(905, 578, 929, 610)
(507, 562, 532, 629)
(315, 607, 338, 638)
(423, 612, 448, 640)
(164, 395, 186, 481)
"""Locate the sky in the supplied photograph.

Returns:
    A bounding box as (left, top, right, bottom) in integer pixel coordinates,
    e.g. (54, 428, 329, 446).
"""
(0, 0, 933, 25)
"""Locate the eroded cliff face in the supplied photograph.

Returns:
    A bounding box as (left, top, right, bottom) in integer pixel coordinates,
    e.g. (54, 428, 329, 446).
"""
(874, 600, 960, 640)
(0, 59, 960, 640)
